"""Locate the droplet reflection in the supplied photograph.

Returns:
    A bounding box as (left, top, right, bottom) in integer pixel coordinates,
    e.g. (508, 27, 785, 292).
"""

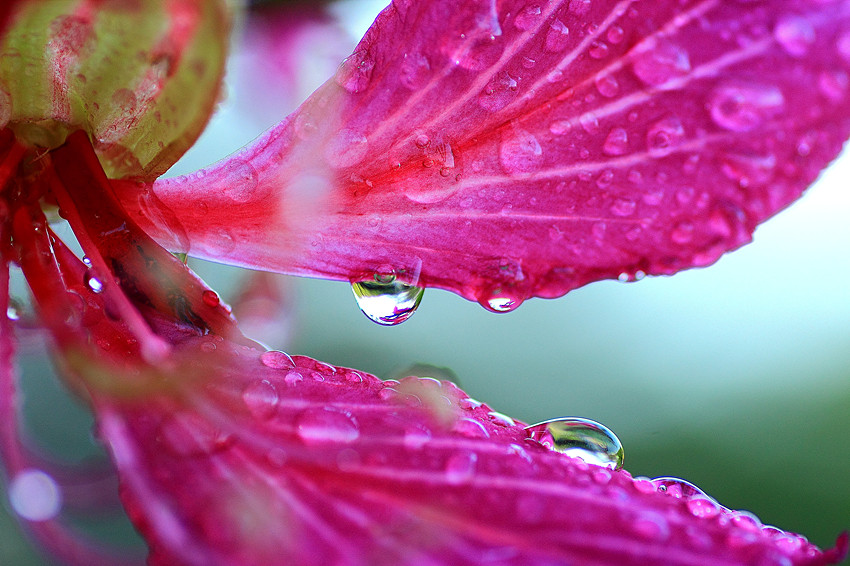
(351, 274, 424, 325)
(526, 417, 624, 470)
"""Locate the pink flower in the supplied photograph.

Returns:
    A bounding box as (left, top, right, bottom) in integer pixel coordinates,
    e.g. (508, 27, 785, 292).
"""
(0, 1, 848, 565)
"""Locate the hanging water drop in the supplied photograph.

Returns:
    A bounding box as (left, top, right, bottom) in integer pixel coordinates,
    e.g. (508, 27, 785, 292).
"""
(351, 274, 424, 326)
(525, 417, 624, 470)
(651, 477, 707, 499)
(84, 270, 104, 293)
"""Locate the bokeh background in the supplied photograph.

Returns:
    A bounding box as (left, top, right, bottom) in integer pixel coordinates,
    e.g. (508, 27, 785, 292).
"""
(2, 0, 849, 562)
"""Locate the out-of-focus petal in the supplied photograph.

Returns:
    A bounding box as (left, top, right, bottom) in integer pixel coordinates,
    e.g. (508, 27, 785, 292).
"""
(121, 0, 850, 306)
(92, 338, 847, 566)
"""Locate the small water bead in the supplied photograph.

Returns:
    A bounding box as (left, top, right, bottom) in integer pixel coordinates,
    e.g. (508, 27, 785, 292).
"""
(687, 497, 721, 519)
(603, 127, 629, 156)
(595, 75, 620, 98)
(708, 82, 785, 132)
(774, 15, 815, 57)
(9, 469, 62, 521)
(632, 41, 690, 86)
(453, 417, 490, 438)
(514, 5, 543, 31)
(499, 127, 543, 174)
(545, 19, 570, 52)
(202, 290, 220, 307)
(525, 417, 624, 470)
(351, 276, 424, 326)
(296, 408, 360, 445)
(481, 292, 523, 313)
(84, 271, 104, 293)
(242, 380, 279, 420)
(607, 25, 625, 44)
(646, 116, 685, 157)
(488, 411, 515, 427)
(260, 350, 295, 369)
(651, 477, 707, 499)
(610, 197, 636, 217)
(589, 41, 609, 59)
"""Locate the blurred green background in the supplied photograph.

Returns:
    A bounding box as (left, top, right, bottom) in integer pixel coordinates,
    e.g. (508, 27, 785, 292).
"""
(2, 0, 848, 562)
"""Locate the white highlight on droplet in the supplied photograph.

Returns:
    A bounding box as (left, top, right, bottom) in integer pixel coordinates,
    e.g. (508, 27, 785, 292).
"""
(8, 469, 62, 521)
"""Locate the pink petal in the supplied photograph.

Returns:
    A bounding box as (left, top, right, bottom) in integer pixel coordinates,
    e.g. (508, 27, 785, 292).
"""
(90, 340, 847, 565)
(118, 0, 850, 306)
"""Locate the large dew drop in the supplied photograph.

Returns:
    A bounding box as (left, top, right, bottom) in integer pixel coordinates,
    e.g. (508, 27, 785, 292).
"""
(351, 273, 424, 325)
(526, 417, 624, 470)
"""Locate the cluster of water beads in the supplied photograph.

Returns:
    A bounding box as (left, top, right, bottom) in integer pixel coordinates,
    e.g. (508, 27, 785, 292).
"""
(525, 417, 625, 470)
(351, 268, 424, 326)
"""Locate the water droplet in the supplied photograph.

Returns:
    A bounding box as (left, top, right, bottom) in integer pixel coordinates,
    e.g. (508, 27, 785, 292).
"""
(242, 380, 279, 420)
(687, 497, 721, 518)
(545, 19, 570, 52)
(296, 408, 359, 445)
(202, 290, 220, 307)
(549, 120, 571, 135)
(671, 221, 694, 244)
(351, 279, 424, 325)
(652, 477, 707, 499)
(579, 112, 599, 134)
(9, 469, 62, 521)
(499, 126, 543, 174)
(488, 411, 516, 427)
(708, 82, 785, 132)
(774, 15, 815, 56)
(399, 52, 430, 89)
(568, 0, 591, 16)
(525, 417, 624, 469)
(646, 116, 685, 157)
(335, 51, 374, 93)
(260, 350, 295, 369)
(603, 127, 629, 156)
(514, 5, 543, 31)
(453, 417, 490, 438)
(445, 452, 478, 484)
(481, 291, 524, 313)
(84, 270, 104, 293)
(595, 75, 620, 98)
(607, 25, 625, 44)
(610, 197, 636, 217)
(589, 41, 609, 59)
(632, 41, 690, 86)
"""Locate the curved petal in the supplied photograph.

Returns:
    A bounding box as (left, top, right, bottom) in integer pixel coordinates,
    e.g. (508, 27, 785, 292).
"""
(118, 0, 850, 305)
(93, 339, 848, 566)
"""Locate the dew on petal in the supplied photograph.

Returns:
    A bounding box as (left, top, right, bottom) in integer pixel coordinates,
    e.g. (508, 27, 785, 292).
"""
(646, 115, 685, 157)
(687, 497, 722, 519)
(242, 379, 279, 420)
(514, 5, 543, 31)
(774, 15, 815, 57)
(260, 350, 296, 370)
(526, 417, 624, 470)
(652, 477, 707, 499)
(499, 126, 543, 174)
(631, 41, 690, 86)
(351, 277, 424, 325)
(545, 19, 570, 52)
(296, 407, 360, 445)
(603, 127, 629, 156)
(9, 469, 62, 522)
(708, 82, 785, 132)
(202, 290, 220, 307)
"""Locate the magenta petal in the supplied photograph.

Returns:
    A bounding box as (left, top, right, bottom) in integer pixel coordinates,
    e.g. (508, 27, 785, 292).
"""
(120, 0, 850, 304)
(94, 340, 845, 566)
